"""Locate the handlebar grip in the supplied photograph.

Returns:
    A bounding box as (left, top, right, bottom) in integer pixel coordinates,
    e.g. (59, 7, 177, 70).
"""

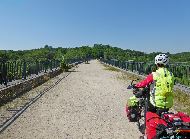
(132, 84, 137, 89)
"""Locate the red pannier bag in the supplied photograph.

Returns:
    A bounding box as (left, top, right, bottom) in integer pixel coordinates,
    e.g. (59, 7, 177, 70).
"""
(146, 112, 167, 139)
(125, 105, 139, 122)
(175, 112, 190, 123)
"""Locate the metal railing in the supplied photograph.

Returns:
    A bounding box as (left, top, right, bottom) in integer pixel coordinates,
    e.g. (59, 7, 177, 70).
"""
(0, 58, 85, 86)
(0, 60, 60, 86)
(101, 58, 190, 87)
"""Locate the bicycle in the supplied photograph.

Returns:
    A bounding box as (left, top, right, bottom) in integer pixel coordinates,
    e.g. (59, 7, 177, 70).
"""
(127, 80, 150, 134)
(126, 80, 190, 139)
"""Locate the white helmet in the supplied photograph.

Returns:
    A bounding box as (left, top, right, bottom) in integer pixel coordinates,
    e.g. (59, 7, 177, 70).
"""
(155, 54, 169, 65)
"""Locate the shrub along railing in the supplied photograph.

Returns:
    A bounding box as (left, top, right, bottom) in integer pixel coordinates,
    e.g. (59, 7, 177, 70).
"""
(101, 58, 190, 86)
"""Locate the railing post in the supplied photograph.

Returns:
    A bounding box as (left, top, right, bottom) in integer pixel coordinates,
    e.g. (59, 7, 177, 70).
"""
(22, 60, 27, 80)
(125, 61, 127, 70)
(50, 60, 53, 71)
(0, 62, 2, 85)
(44, 60, 48, 73)
(13, 61, 16, 80)
(15, 61, 19, 79)
(36, 60, 39, 75)
(2, 61, 7, 86)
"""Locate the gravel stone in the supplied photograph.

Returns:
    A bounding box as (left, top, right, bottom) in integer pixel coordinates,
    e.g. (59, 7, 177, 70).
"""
(0, 60, 141, 139)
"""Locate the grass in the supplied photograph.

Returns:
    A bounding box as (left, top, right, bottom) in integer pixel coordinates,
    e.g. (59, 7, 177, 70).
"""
(103, 63, 143, 82)
(173, 89, 190, 115)
(103, 63, 143, 80)
(117, 73, 129, 81)
(103, 64, 121, 72)
(118, 72, 143, 81)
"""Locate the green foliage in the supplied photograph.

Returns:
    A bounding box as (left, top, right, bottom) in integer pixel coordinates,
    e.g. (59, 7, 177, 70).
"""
(1, 44, 189, 64)
(170, 52, 190, 64)
(0, 45, 68, 62)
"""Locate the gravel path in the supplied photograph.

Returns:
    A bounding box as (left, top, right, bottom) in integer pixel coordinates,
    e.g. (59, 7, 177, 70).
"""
(0, 60, 141, 139)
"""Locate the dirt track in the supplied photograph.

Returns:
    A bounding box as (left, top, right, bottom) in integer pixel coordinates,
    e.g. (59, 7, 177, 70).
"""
(0, 60, 142, 139)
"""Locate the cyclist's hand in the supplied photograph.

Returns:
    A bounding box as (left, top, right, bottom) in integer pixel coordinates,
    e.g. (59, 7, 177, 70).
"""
(132, 84, 137, 89)
(132, 85, 139, 93)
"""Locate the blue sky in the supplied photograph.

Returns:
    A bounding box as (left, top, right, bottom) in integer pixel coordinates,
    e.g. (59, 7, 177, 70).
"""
(0, 0, 189, 53)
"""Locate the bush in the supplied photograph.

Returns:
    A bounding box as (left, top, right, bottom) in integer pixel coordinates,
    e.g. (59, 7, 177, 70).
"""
(60, 61, 69, 72)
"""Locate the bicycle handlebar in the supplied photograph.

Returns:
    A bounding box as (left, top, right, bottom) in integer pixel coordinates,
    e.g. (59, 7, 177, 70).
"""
(127, 80, 151, 98)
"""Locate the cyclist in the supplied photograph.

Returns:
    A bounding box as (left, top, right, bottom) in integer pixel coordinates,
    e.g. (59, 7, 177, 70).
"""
(134, 54, 175, 114)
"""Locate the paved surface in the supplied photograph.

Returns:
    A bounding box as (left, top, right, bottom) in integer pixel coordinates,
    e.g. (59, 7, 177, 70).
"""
(0, 60, 141, 139)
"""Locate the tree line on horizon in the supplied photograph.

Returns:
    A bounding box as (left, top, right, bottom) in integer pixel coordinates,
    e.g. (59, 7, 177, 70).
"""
(0, 44, 190, 64)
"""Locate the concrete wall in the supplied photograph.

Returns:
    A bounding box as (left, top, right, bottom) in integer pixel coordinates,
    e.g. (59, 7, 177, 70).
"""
(0, 69, 62, 106)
